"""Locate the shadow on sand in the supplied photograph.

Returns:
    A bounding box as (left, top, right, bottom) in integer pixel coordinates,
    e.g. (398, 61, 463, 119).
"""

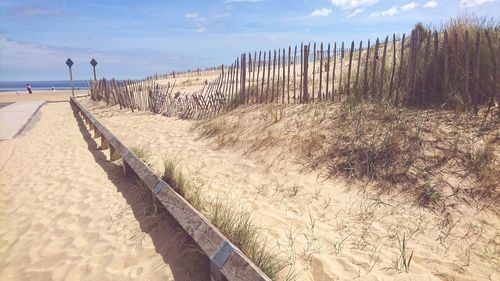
(71, 103, 210, 281)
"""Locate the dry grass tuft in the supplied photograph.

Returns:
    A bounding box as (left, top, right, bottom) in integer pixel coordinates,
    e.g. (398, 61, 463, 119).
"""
(162, 159, 290, 279)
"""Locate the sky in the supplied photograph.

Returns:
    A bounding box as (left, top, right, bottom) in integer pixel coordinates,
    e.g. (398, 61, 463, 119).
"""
(0, 0, 498, 81)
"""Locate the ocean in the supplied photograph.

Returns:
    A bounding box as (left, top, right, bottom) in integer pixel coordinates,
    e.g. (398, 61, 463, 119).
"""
(0, 80, 90, 92)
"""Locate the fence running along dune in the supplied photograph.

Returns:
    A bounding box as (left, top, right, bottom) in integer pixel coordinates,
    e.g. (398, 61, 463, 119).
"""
(90, 19, 499, 119)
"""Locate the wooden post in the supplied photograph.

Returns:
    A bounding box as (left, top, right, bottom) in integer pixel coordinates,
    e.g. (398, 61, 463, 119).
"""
(294, 45, 297, 103)
(319, 42, 324, 100)
(363, 40, 370, 99)
(257, 51, 261, 103)
(421, 31, 432, 104)
(272, 50, 276, 102)
(287, 46, 291, 103)
(303, 45, 309, 102)
(379, 36, 388, 98)
(472, 30, 480, 115)
(235, 57, 240, 107)
(300, 43, 303, 103)
(277, 49, 281, 103)
(312, 42, 316, 101)
(100, 136, 109, 150)
(355, 41, 362, 96)
(443, 31, 449, 98)
(339, 42, 344, 98)
(332, 42, 337, 100)
(464, 30, 470, 111)
(326, 43, 331, 98)
(109, 145, 121, 161)
(346, 41, 355, 98)
(484, 30, 498, 117)
(371, 38, 379, 98)
(65, 58, 75, 97)
(282, 48, 286, 103)
(396, 34, 406, 105)
(266, 50, 271, 103)
(261, 51, 266, 103)
(432, 31, 439, 101)
(389, 34, 397, 99)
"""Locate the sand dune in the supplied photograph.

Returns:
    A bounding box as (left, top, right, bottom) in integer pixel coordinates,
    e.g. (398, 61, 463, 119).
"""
(81, 98, 500, 281)
(0, 102, 208, 281)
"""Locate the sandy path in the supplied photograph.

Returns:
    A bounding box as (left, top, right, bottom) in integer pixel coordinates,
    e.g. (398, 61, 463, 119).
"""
(81, 99, 500, 281)
(0, 102, 208, 281)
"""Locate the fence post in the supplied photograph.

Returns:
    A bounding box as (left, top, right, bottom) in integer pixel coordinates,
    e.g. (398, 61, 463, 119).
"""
(443, 31, 449, 99)
(389, 34, 397, 100)
(326, 43, 331, 98)
(303, 45, 309, 102)
(332, 42, 337, 100)
(346, 41, 355, 98)
(379, 36, 388, 99)
(319, 42, 324, 100)
(312, 42, 316, 101)
(355, 40, 363, 96)
(464, 30, 470, 112)
(363, 40, 370, 99)
(240, 53, 246, 105)
(287, 46, 291, 103)
(371, 38, 379, 98)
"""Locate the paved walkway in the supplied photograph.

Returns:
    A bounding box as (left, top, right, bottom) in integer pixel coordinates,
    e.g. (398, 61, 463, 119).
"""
(0, 101, 45, 140)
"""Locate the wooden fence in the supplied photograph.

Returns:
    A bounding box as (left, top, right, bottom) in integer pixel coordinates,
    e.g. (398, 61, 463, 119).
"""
(90, 26, 499, 118)
(71, 96, 271, 281)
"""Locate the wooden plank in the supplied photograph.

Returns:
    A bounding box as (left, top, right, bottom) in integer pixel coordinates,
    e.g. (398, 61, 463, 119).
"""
(371, 38, 379, 98)
(271, 50, 276, 102)
(252, 51, 257, 103)
(472, 30, 480, 115)
(277, 49, 281, 103)
(421, 30, 432, 104)
(319, 42, 324, 100)
(282, 48, 286, 103)
(339, 42, 344, 99)
(312, 42, 316, 101)
(266, 50, 271, 103)
(326, 43, 331, 99)
(293, 45, 297, 103)
(332, 42, 337, 100)
(287, 46, 291, 104)
(379, 36, 388, 98)
(261, 51, 267, 103)
(303, 45, 309, 102)
(355, 40, 362, 96)
(465, 30, 470, 111)
(388, 34, 397, 99)
(256, 51, 261, 104)
(363, 40, 371, 99)
(300, 43, 303, 103)
(443, 31, 449, 97)
(346, 41, 355, 98)
(396, 34, 406, 105)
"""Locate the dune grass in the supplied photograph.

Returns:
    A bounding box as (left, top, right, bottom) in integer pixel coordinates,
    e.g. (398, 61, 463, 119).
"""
(161, 159, 289, 279)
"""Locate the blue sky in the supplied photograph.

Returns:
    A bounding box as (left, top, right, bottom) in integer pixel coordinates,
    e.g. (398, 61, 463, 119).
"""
(0, 0, 498, 81)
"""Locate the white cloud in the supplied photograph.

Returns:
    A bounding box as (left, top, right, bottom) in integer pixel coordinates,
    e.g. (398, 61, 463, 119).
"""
(330, 0, 379, 9)
(195, 27, 206, 33)
(383, 7, 398, 16)
(224, 0, 262, 3)
(348, 8, 364, 17)
(185, 13, 199, 19)
(424, 1, 438, 8)
(401, 2, 419, 11)
(310, 8, 332, 17)
(460, 0, 494, 7)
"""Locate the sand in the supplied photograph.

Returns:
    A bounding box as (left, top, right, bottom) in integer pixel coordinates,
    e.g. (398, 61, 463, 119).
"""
(80, 98, 500, 281)
(0, 100, 209, 280)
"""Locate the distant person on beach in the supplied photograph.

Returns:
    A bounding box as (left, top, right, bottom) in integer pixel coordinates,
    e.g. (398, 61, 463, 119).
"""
(27, 84, 32, 94)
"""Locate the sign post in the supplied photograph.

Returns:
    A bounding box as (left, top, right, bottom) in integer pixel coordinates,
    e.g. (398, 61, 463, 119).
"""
(66, 58, 74, 97)
(90, 58, 98, 81)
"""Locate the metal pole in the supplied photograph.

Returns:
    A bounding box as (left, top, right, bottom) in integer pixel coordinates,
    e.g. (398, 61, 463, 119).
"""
(69, 67, 74, 97)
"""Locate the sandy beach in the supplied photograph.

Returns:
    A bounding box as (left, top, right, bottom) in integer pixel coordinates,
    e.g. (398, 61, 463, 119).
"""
(0, 99, 208, 280)
(80, 98, 500, 281)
